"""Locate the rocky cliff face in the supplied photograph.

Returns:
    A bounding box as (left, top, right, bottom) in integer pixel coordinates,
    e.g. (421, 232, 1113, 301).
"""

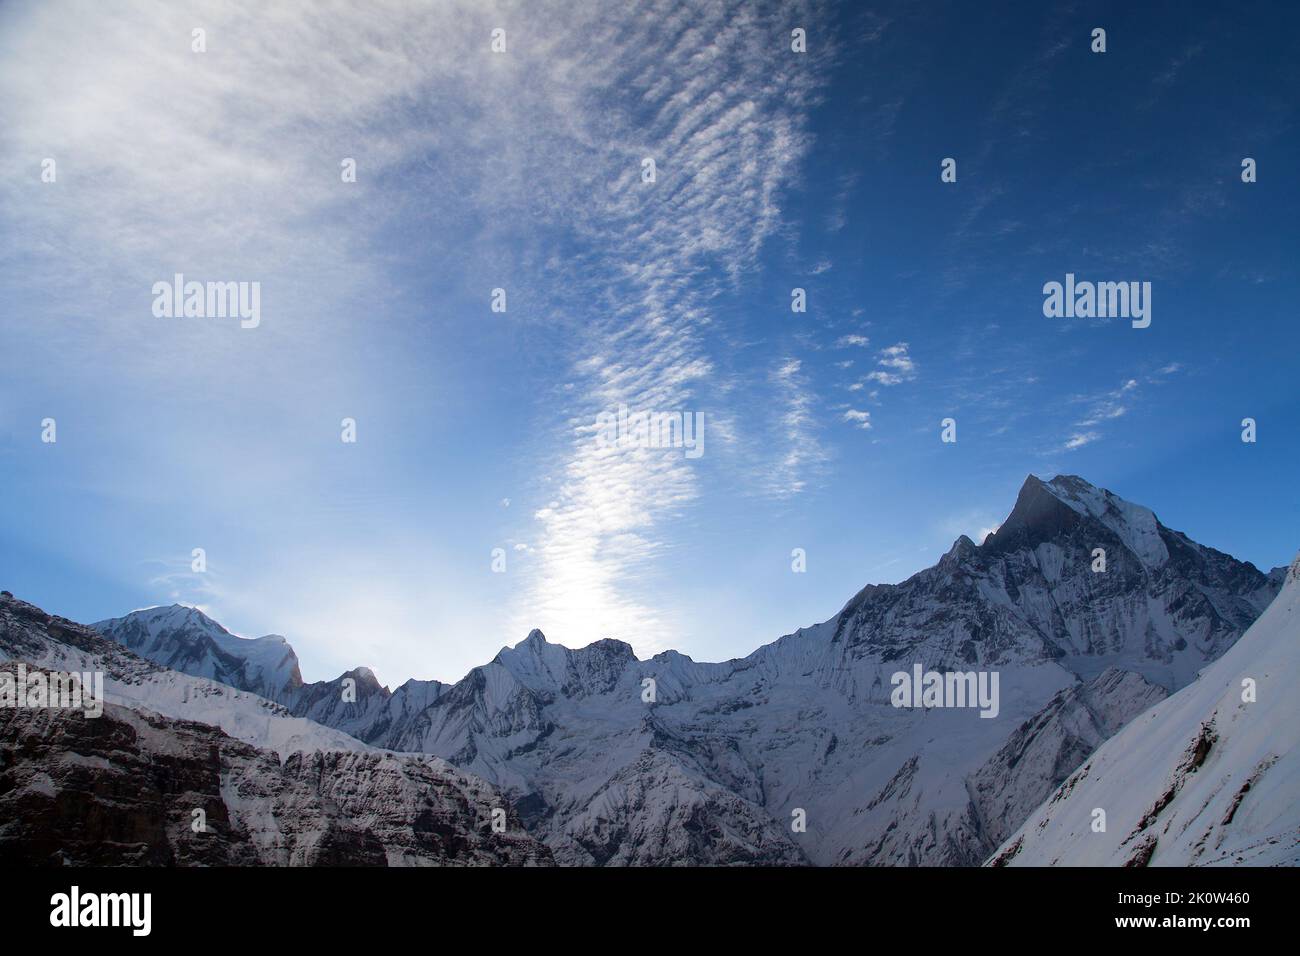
(0, 600, 552, 867)
(969, 667, 1169, 851)
(85, 475, 1284, 866)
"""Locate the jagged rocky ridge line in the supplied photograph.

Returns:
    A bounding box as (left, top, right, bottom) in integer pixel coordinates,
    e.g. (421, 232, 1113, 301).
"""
(87, 474, 1285, 866)
(0, 598, 552, 866)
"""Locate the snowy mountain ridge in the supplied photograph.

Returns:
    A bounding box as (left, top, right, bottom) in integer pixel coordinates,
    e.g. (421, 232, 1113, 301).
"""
(81, 474, 1288, 864)
(93, 603, 304, 702)
(0, 594, 552, 866)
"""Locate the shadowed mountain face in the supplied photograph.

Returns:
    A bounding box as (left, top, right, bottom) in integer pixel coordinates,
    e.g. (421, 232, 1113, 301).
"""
(70, 476, 1287, 864)
(968, 666, 1170, 852)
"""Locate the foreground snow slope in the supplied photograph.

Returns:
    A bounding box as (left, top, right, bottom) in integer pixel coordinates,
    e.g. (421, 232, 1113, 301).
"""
(992, 553, 1300, 867)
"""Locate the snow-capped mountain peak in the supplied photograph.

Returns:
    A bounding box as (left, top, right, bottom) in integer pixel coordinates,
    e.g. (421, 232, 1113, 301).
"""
(983, 474, 1165, 569)
(490, 629, 639, 700)
(93, 604, 303, 701)
(1043, 474, 1169, 568)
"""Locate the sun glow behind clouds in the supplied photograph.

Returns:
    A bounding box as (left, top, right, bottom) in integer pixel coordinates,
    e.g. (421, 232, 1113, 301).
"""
(0, 0, 829, 673)
(483, 0, 826, 653)
(8, 0, 1292, 683)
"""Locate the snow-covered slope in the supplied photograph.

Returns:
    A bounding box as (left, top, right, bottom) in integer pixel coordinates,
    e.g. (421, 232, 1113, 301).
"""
(0, 594, 552, 866)
(79, 475, 1285, 866)
(0, 669, 551, 866)
(990, 553, 1300, 867)
(92, 605, 453, 745)
(4, 596, 363, 758)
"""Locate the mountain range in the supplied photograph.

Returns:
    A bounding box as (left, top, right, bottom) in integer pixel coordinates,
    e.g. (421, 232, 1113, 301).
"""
(0, 598, 549, 865)
(3, 474, 1292, 866)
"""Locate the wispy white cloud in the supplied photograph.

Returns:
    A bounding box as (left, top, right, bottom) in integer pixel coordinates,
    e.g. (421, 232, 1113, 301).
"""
(842, 408, 872, 430)
(1077, 406, 1128, 427)
(862, 341, 918, 387)
(0, 0, 831, 665)
(143, 556, 223, 608)
(489, 0, 829, 652)
(1070, 376, 1138, 433)
(878, 343, 916, 371)
(765, 358, 828, 498)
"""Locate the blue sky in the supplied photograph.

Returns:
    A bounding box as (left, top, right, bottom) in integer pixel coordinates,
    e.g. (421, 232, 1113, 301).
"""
(1, 0, 1296, 684)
